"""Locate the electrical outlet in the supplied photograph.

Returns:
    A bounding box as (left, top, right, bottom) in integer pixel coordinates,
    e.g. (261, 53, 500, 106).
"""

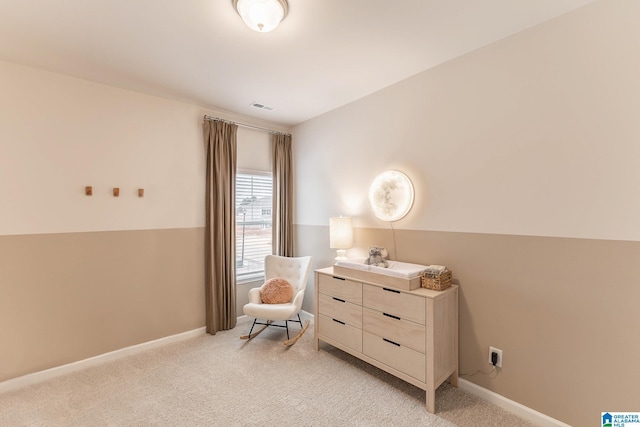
(489, 346, 503, 368)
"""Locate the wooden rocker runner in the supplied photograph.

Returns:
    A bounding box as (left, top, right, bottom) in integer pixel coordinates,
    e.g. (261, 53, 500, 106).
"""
(240, 320, 272, 341)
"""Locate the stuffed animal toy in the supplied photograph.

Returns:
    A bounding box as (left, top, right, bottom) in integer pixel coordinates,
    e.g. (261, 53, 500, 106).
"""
(364, 246, 389, 268)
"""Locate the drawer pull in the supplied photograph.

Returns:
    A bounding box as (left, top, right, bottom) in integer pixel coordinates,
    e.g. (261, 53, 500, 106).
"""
(332, 297, 346, 303)
(383, 338, 401, 347)
(332, 276, 346, 281)
(332, 318, 346, 325)
(382, 287, 401, 294)
(383, 312, 401, 320)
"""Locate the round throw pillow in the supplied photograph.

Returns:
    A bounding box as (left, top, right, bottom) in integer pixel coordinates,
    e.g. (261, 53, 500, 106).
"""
(260, 278, 293, 304)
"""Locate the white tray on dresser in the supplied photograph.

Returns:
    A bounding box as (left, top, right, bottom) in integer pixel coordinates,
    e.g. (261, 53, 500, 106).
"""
(314, 266, 458, 413)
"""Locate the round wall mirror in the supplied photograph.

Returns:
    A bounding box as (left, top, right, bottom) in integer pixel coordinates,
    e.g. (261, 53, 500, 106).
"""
(368, 170, 415, 222)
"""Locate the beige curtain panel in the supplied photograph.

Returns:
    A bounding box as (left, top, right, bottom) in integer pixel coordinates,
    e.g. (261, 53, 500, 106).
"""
(272, 133, 294, 257)
(204, 119, 238, 334)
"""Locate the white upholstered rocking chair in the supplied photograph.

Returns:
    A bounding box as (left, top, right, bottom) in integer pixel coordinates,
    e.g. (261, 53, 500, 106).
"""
(241, 255, 312, 346)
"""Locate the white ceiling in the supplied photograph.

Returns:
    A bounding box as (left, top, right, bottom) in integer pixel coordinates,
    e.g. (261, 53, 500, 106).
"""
(0, 0, 596, 127)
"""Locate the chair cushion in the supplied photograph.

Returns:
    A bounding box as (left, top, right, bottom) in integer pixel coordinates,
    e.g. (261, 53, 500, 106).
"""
(260, 278, 293, 304)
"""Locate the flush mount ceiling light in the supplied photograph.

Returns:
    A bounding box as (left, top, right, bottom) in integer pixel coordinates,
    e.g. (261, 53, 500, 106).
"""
(368, 170, 415, 222)
(233, 0, 288, 33)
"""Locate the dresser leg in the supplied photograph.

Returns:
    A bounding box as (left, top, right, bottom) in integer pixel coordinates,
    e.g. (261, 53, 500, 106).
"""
(425, 389, 435, 413)
(448, 371, 458, 387)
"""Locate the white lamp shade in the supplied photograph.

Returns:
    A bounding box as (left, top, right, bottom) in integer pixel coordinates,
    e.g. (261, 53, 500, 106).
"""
(235, 0, 287, 32)
(329, 217, 353, 249)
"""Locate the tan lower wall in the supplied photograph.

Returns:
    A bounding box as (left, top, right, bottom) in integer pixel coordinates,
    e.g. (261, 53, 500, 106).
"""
(0, 228, 205, 382)
(296, 224, 640, 427)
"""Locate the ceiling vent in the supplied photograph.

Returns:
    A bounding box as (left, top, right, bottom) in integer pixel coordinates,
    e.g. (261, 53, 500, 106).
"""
(250, 102, 274, 111)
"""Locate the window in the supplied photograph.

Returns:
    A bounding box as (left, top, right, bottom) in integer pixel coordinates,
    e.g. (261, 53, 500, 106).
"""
(236, 172, 272, 281)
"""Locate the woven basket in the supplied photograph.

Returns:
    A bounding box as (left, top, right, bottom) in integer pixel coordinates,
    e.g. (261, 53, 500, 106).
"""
(421, 270, 453, 291)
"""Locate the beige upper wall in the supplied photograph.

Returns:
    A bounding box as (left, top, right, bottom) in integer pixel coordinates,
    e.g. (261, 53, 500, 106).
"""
(0, 60, 202, 235)
(292, 0, 640, 242)
(0, 60, 281, 237)
(237, 128, 271, 172)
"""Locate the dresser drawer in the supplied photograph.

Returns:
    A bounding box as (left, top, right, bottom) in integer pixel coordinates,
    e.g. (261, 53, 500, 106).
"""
(363, 284, 425, 325)
(318, 314, 362, 353)
(362, 307, 425, 353)
(318, 274, 362, 305)
(319, 293, 362, 328)
(363, 331, 425, 382)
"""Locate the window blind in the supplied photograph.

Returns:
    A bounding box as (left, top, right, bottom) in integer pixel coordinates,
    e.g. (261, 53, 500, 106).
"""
(236, 172, 273, 279)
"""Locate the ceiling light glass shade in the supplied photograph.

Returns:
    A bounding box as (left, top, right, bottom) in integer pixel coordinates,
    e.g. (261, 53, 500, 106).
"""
(233, 0, 288, 32)
(368, 171, 415, 222)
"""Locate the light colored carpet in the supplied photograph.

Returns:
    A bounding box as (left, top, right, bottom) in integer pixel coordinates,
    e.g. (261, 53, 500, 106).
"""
(0, 317, 534, 426)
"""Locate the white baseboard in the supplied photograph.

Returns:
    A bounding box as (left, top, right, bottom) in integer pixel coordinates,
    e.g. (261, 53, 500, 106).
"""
(458, 379, 571, 427)
(0, 327, 206, 395)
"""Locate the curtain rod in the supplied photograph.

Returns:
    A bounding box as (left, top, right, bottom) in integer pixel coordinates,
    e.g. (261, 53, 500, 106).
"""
(203, 115, 291, 136)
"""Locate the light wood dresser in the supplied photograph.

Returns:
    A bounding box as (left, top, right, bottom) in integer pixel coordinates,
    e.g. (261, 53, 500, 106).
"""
(313, 266, 458, 413)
